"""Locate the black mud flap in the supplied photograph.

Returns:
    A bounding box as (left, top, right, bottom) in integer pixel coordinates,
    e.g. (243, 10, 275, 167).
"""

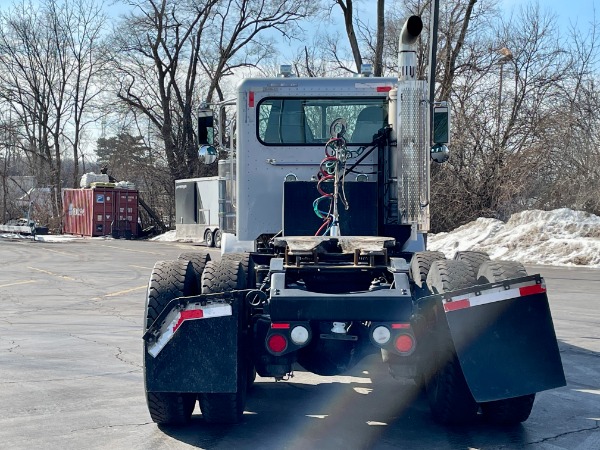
(438, 280, 566, 402)
(144, 312, 239, 394)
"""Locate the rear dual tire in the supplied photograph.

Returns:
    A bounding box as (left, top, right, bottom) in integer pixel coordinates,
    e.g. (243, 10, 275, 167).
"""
(144, 260, 197, 425)
(177, 251, 211, 294)
(477, 260, 536, 425)
(425, 259, 479, 425)
(198, 260, 249, 424)
(423, 258, 535, 425)
(144, 259, 250, 425)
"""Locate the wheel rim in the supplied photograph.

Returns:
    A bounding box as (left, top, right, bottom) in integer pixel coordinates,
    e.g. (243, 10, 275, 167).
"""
(205, 229, 213, 247)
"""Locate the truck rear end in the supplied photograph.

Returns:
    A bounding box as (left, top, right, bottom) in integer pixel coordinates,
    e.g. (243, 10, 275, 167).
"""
(143, 14, 565, 428)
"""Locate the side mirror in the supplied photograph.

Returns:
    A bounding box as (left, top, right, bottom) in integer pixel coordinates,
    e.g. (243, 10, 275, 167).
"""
(198, 108, 214, 146)
(199, 145, 218, 165)
(433, 102, 450, 145)
(431, 143, 449, 163)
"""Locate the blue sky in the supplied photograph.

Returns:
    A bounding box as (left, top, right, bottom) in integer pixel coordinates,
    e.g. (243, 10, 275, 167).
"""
(502, 0, 597, 30)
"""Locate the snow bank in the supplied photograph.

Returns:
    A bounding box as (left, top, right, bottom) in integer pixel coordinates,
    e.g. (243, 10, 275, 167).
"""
(150, 230, 177, 242)
(429, 208, 600, 268)
(4, 208, 598, 268)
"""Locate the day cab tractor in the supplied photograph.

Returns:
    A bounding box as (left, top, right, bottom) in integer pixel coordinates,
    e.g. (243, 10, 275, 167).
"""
(143, 15, 565, 426)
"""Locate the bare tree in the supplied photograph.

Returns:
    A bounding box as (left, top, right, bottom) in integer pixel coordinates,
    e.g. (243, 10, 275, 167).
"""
(532, 12, 600, 215)
(111, 0, 218, 180)
(0, 0, 107, 222)
(334, 0, 363, 72)
(111, 0, 315, 181)
(437, 0, 477, 100)
(0, 0, 69, 217)
(429, 3, 578, 231)
(331, 0, 386, 75)
(57, 0, 108, 188)
(200, 0, 315, 103)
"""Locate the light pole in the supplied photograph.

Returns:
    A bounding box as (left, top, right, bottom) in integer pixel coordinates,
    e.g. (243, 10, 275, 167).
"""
(496, 47, 513, 149)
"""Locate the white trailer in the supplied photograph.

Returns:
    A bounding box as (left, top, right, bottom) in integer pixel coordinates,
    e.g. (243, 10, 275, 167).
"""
(175, 177, 221, 246)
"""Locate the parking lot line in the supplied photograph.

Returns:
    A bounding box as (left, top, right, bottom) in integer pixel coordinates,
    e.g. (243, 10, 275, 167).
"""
(104, 285, 147, 298)
(27, 267, 77, 281)
(0, 280, 37, 289)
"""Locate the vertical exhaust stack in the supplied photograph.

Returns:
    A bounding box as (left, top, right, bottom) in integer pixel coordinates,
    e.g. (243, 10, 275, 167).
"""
(389, 15, 430, 235)
(398, 16, 423, 81)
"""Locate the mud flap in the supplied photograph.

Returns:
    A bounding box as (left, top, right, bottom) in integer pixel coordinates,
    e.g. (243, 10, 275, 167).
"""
(144, 306, 239, 394)
(440, 283, 566, 402)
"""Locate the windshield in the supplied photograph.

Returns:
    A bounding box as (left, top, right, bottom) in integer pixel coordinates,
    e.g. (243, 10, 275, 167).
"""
(257, 98, 387, 146)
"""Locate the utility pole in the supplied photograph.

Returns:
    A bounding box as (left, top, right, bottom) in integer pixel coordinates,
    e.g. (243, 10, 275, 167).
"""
(428, 0, 440, 146)
(496, 47, 513, 149)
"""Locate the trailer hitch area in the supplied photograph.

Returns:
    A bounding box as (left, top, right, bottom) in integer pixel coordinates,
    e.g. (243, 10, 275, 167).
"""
(143, 290, 253, 358)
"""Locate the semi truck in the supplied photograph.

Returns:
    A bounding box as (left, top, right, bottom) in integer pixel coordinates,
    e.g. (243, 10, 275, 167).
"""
(143, 15, 565, 426)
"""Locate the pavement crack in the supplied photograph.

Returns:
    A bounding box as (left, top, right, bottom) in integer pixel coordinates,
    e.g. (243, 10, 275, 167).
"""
(115, 346, 142, 368)
(0, 369, 142, 384)
(525, 422, 600, 447)
(68, 333, 141, 368)
(70, 421, 154, 433)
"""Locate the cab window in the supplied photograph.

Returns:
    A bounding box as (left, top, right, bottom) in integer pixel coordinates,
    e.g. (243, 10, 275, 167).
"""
(257, 98, 387, 145)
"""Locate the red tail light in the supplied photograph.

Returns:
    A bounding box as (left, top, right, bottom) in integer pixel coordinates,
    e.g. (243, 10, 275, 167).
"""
(395, 334, 415, 354)
(267, 334, 287, 353)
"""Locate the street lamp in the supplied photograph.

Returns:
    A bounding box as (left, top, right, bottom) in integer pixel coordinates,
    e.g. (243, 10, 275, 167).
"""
(496, 47, 513, 149)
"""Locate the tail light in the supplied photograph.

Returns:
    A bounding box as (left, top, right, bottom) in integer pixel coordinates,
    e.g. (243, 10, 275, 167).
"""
(370, 322, 416, 355)
(265, 322, 311, 355)
(267, 334, 288, 353)
(394, 334, 415, 355)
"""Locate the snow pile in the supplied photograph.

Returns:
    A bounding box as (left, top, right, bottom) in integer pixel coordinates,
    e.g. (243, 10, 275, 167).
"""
(429, 208, 600, 268)
(150, 230, 177, 242)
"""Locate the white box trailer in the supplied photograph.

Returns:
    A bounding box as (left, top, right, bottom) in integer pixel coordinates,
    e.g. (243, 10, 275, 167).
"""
(175, 177, 220, 245)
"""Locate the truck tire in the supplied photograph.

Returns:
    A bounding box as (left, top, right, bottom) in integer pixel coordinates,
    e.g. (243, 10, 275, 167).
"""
(425, 260, 479, 424)
(477, 260, 527, 284)
(410, 251, 445, 288)
(145, 392, 196, 425)
(198, 260, 248, 423)
(426, 259, 476, 295)
(221, 253, 258, 387)
(454, 251, 490, 281)
(178, 251, 211, 294)
(477, 260, 536, 424)
(222, 253, 255, 288)
(144, 260, 197, 424)
(205, 228, 214, 247)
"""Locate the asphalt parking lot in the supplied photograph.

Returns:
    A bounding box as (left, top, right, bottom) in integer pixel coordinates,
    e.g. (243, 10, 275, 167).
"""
(0, 237, 598, 449)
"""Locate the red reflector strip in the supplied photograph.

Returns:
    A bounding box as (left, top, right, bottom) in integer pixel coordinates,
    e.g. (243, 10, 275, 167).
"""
(443, 299, 470, 312)
(271, 323, 290, 329)
(377, 86, 392, 92)
(173, 310, 203, 332)
(519, 284, 546, 296)
(148, 304, 232, 358)
(443, 280, 546, 314)
(249, 91, 255, 107)
(391, 323, 410, 329)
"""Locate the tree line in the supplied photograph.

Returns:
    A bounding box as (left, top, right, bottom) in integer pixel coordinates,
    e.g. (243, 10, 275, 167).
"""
(0, 0, 598, 233)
